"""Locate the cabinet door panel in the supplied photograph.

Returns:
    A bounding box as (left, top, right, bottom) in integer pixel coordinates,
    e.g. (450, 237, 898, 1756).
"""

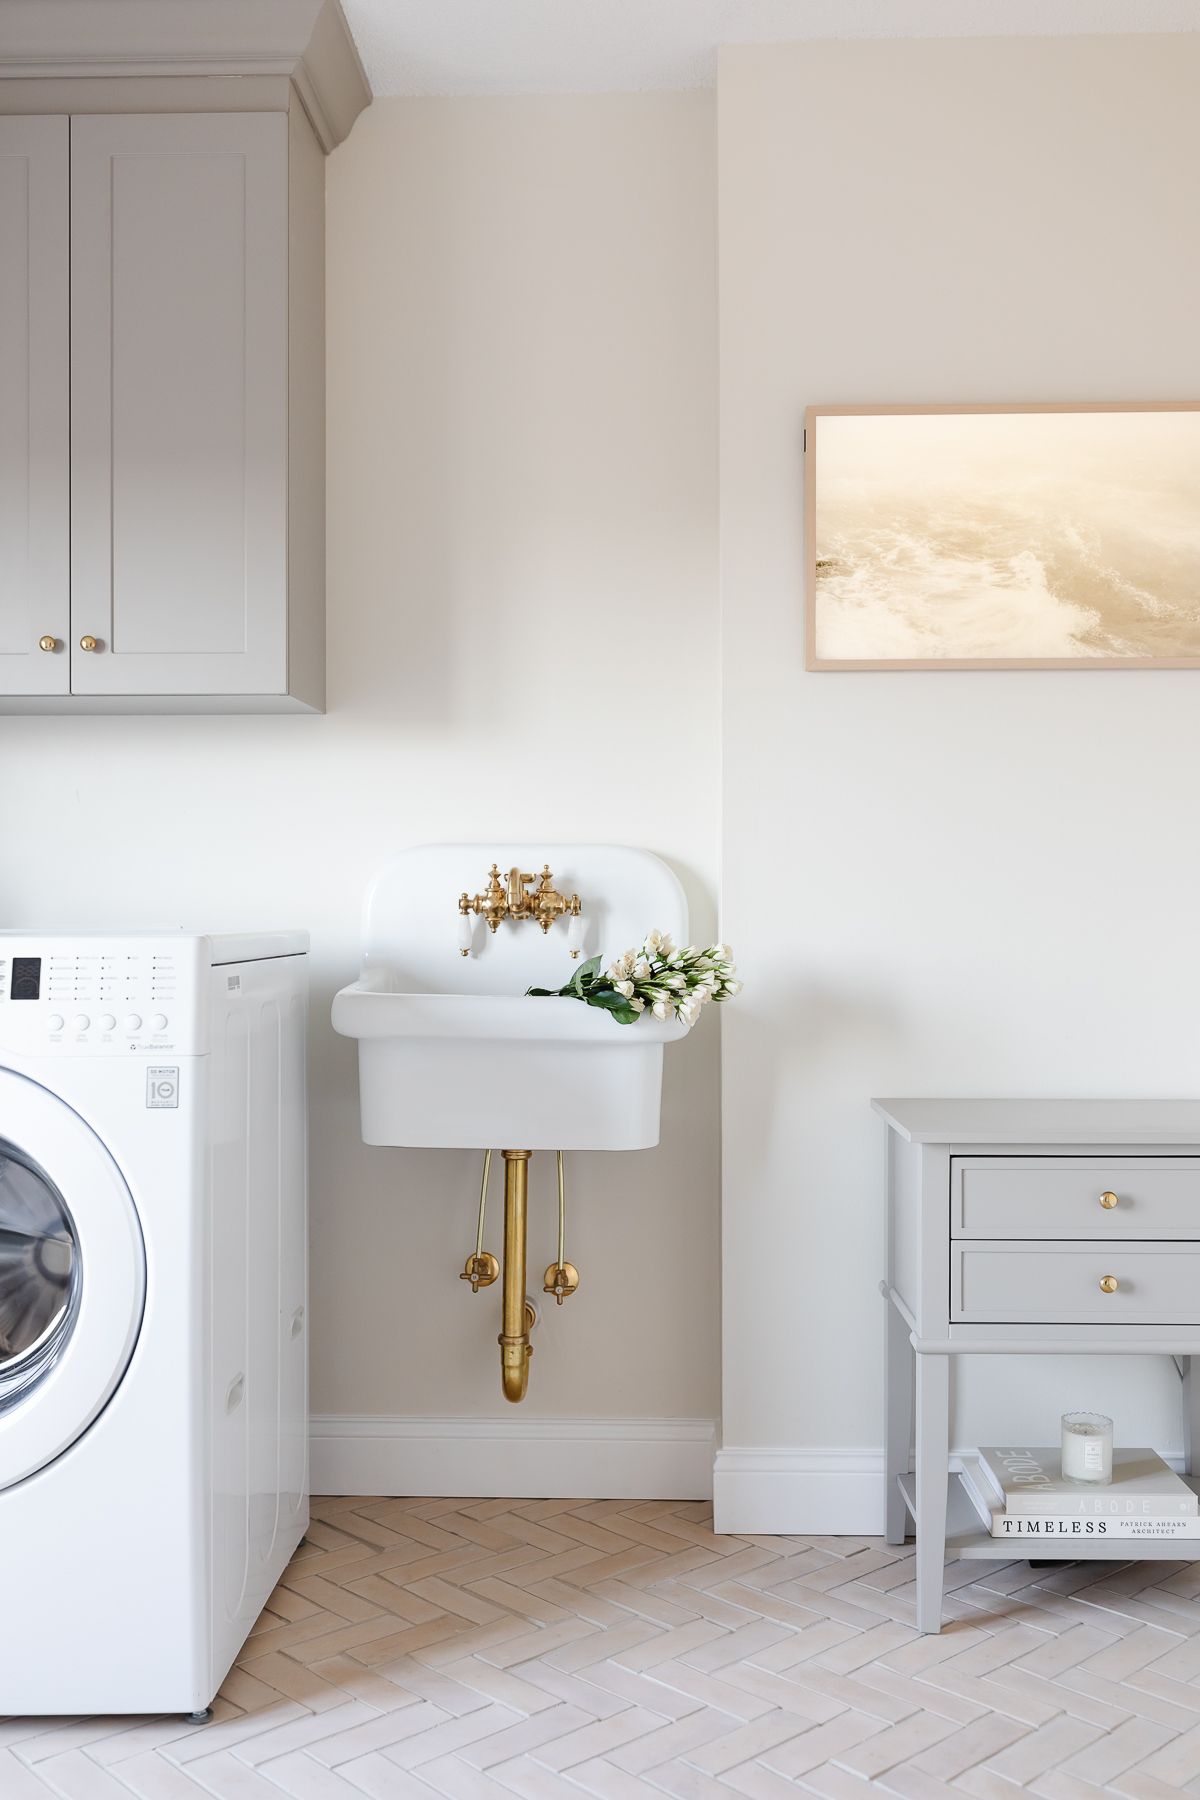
(0, 118, 69, 695)
(71, 113, 288, 695)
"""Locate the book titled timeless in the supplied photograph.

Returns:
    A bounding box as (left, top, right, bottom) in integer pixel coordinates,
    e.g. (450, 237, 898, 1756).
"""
(960, 1455, 1200, 1540)
(978, 1446, 1197, 1517)
(990, 1515, 1200, 1539)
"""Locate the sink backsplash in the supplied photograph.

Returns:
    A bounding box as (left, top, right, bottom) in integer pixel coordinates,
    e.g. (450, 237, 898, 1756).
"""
(359, 843, 688, 995)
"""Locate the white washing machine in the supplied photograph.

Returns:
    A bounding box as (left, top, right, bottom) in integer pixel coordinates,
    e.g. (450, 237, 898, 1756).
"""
(0, 930, 309, 1717)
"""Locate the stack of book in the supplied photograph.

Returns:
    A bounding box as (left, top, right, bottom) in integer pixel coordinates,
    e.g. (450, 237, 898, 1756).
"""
(960, 1446, 1200, 1540)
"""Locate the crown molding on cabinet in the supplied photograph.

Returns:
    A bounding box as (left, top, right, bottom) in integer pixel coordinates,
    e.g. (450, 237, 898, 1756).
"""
(287, 0, 372, 152)
(0, 0, 371, 150)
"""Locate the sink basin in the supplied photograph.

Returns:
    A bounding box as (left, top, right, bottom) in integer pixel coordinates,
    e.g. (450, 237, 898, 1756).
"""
(333, 973, 689, 1149)
(332, 843, 691, 1150)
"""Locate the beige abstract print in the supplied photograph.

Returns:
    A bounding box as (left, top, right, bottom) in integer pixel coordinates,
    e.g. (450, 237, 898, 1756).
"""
(810, 407, 1200, 667)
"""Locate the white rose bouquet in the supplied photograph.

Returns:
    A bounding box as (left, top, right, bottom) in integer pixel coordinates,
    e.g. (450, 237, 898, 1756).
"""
(527, 931, 741, 1027)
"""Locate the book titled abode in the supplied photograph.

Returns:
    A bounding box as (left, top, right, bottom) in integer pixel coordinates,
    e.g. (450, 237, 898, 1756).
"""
(960, 1448, 1200, 1541)
(979, 1446, 1196, 1516)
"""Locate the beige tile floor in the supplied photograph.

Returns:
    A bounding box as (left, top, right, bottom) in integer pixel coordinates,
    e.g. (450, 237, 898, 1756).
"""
(6, 1496, 1200, 1796)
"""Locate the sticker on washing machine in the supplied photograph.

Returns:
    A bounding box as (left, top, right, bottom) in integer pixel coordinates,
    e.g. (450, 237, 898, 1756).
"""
(146, 1066, 180, 1109)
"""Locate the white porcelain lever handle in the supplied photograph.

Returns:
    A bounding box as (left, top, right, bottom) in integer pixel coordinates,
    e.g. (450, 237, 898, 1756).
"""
(566, 912, 586, 959)
(457, 913, 474, 958)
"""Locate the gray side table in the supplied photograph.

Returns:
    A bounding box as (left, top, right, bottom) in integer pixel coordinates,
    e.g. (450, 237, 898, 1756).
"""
(876, 1099, 1200, 1633)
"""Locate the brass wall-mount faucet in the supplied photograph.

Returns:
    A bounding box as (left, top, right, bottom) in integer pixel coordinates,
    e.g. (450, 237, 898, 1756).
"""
(458, 862, 582, 954)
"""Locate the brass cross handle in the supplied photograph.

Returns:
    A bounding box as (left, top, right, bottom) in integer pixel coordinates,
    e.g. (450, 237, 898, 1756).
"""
(543, 1261, 580, 1306)
(460, 1251, 499, 1293)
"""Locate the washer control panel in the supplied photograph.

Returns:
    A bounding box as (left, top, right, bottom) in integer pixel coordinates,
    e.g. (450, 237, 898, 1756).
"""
(0, 936, 202, 1055)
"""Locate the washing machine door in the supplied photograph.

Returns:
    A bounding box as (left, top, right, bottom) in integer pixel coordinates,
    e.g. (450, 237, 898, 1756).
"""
(0, 1068, 145, 1490)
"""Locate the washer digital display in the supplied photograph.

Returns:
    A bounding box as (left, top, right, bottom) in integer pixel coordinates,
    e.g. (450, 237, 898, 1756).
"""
(11, 958, 41, 1001)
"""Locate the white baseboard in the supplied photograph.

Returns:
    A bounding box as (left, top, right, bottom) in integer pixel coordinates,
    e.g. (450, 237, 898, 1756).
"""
(310, 1414, 717, 1500)
(713, 1448, 889, 1535)
(712, 1445, 1189, 1536)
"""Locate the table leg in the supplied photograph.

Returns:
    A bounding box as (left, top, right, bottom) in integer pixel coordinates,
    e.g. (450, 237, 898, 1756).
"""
(885, 1297, 913, 1545)
(915, 1352, 949, 1635)
(1184, 1357, 1200, 1477)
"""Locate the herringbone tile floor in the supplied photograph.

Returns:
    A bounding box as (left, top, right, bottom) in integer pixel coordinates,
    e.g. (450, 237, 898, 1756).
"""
(8, 1498, 1200, 1797)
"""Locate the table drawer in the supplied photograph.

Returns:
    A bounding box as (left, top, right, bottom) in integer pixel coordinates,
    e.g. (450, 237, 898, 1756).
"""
(952, 1242, 1200, 1323)
(951, 1157, 1200, 1240)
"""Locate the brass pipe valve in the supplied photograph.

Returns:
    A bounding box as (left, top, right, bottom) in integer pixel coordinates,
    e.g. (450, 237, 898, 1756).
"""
(543, 1262, 580, 1306)
(460, 1251, 499, 1292)
(542, 1151, 580, 1306)
(460, 1151, 500, 1292)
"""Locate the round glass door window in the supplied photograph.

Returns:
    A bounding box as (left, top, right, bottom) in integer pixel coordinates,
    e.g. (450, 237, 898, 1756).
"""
(0, 1140, 79, 1414)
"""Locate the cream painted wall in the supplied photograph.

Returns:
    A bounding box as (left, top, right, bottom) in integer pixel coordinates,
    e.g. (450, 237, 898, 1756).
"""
(718, 35, 1200, 1525)
(0, 92, 720, 1433)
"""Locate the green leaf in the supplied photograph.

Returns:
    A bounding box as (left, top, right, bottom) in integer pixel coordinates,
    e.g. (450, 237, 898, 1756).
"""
(569, 955, 602, 997)
(584, 990, 639, 1022)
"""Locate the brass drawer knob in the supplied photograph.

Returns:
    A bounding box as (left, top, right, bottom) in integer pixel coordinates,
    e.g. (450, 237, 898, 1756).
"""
(1099, 1275, 1119, 1294)
(79, 635, 99, 652)
(1099, 1190, 1119, 1209)
(38, 634, 58, 652)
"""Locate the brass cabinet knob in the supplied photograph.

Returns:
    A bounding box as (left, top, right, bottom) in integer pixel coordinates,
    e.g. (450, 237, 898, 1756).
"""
(1099, 1190, 1119, 1209)
(1099, 1275, 1119, 1294)
(38, 635, 58, 652)
(79, 635, 99, 652)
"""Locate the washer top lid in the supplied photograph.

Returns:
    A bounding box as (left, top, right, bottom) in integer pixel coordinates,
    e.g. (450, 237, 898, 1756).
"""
(207, 931, 308, 965)
(0, 928, 308, 964)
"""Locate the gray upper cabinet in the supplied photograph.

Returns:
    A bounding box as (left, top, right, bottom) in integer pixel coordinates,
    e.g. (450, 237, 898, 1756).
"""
(71, 113, 291, 702)
(0, 104, 327, 713)
(0, 117, 69, 697)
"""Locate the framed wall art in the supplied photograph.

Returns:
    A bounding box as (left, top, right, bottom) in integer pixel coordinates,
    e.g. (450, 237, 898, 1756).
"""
(805, 402, 1200, 671)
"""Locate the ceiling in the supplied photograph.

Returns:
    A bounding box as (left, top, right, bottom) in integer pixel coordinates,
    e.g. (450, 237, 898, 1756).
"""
(341, 0, 1200, 95)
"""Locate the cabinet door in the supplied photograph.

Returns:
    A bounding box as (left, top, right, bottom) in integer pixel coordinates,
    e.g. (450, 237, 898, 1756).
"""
(0, 118, 69, 696)
(70, 114, 288, 696)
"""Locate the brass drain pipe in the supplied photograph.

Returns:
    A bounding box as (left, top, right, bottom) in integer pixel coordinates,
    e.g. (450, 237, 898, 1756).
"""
(499, 1150, 535, 1403)
(461, 1149, 578, 1402)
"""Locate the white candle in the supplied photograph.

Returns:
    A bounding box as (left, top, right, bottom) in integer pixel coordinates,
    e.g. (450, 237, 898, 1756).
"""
(1061, 1412, 1113, 1484)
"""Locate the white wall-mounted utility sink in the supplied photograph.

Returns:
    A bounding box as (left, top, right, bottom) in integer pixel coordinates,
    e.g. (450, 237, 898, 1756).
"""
(332, 844, 690, 1150)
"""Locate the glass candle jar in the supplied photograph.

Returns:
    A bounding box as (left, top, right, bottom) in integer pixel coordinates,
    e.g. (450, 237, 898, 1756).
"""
(1061, 1411, 1113, 1484)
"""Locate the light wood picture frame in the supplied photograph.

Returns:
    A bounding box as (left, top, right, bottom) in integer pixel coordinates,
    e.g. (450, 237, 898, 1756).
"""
(805, 402, 1200, 671)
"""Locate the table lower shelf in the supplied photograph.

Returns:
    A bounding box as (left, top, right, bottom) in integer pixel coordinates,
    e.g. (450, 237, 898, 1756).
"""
(898, 1471, 1200, 1561)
